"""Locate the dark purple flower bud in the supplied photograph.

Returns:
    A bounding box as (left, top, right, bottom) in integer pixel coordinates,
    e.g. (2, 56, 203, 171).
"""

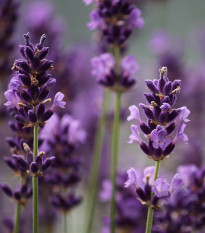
(172, 80, 181, 91)
(166, 123, 175, 134)
(18, 61, 30, 73)
(1, 184, 13, 197)
(152, 195, 159, 206)
(38, 88, 49, 101)
(38, 74, 51, 86)
(30, 162, 38, 174)
(39, 60, 53, 72)
(6, 137, 17, 147)
(144, 183, 152, 200)
(19, 74, 31, 86)
(26, 151, 33, 165)
(140, 122, 151, 135)
(136, 187, 147, 202)
(145, 80, 158, 93)
(140, 143, 150, 156)
(158, 112, 167, 124)
(41, 110, 53, 122)
(144, 93, 154, 104)
(21, 91, 32, 102)
(13, 155, 29, 170)
(8, 121, 17, 132)
(154, 148, 163, 158)
(13, 191, 21, 200)
(28, 110, 37, 123)
(163, 81, 172, 95)
(140, 104, 154, 119)
(153, 106, 161, 120)
(25, 46, 34, 60)
(38, 47, 49, 60)
(4, 157, 17, 171)
(163, 143, 175, 156)
(37, 104, 45, 118)
(42, 157, 55, 171)
(35, 156, 42, 169)
(15, 114, 26, 124)
(167, 110, 178, 122)
(158, 77, 166, 92)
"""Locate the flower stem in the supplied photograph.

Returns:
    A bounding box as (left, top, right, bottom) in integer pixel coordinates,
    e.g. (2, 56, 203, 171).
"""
(32, 124, 39, 233)
(64, 212, 68, 233)
(85, 90, 110, 233)
(13, 202, 21, 233)
(145, 160, 160, 233)
(110, 90, 121, 233)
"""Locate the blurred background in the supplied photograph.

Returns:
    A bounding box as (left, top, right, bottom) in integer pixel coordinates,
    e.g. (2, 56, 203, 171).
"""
(1, 0, 205, 232)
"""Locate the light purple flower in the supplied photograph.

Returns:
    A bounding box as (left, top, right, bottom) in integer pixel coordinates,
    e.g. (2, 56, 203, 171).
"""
(143, 166, 155, 185)
(124, 167, 138, 188)
(175, 106, 190, 124)
(4, 90, 21, 109)
(127, 105, 141, 123)
(150, 125, 171, 150)
(121, 56, 139, 79)
(130, 8, 145, 29)
(173, 123, 188, 144)
(87, 10, 103, 30)
(160, 103, 171, 112)
(152, 178, 170, 198)
(8, 77, 22, 91)
(83, 0, 95, 5)
(68, 118, 87, 144)
(128, 125, 142, 144)
(170, 173, 184, 192)
(51, 92, 66, 111)
(100, 180, 112, 202)
(177, 165, 198, 187)
(91, 53, 115, 81)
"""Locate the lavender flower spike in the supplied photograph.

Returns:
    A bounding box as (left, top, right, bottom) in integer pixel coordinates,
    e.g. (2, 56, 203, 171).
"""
(127, 67, 190, 161)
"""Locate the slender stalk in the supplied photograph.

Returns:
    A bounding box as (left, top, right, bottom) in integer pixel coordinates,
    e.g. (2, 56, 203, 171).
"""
(32, 123, 39, 233)
(13, 202, 21, 233)
(85, 90, 110, 233)
(64, 212, 68, 233)
(110, 46, 121, 233)
(109, 91, 121, 233)
(145, 161, 160, 233)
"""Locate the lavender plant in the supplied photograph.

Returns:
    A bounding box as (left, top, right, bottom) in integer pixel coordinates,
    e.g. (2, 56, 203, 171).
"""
(126, 67, 190, 233)
(40, 113, 86, 232)
(4, 33, 65, 233)
(84, 1, 144, 232)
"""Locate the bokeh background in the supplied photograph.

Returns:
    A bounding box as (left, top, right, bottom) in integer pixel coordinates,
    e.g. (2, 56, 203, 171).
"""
(1, 0, 205, 232)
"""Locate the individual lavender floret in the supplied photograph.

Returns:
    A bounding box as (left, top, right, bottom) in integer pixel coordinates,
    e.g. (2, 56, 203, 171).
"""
(84, 0, 144, 50)
(127, 67, 190, 161)
(100, 171, 147, 233)
(4, 33, 66, 128)
(0, 0, 19, 80)
(40, 113, 85, 212)
(153, 164, 205, 233)
(125, 166, 182, 209)
(91, 53, 139, 90)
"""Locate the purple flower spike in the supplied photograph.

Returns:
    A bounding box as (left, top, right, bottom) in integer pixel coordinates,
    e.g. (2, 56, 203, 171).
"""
(124, 167, 138, 188)
(152, 178, 170, 198)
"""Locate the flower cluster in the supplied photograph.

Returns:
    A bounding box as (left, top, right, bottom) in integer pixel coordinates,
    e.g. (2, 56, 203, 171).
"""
(153, 165, 205, 233)
(91, 53, 139, 90)
(1, 181, 32, 206)
(40, 113, 86, 212)
(125, 166, 183, 208)
(84, 0, 144, 48)
(127, 67, 190, 161)
(100, 171, 147, 233)
(4, 33, 66, 127)
(0, 0, 19, 80)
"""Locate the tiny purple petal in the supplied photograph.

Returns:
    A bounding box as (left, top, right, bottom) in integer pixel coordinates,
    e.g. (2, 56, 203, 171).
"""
(51, 92, 66, 111)
(170, 173, 184, 192)
(127, 105, 141, 123)
(152, 178, 170, 198)
(128, 125, 142, 144)
(173, 123, 188, 144)
(130, 8, 145, 29)
(124, 167, 138, 188)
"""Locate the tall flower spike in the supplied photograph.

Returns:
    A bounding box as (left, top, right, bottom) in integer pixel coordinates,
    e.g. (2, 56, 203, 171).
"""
(127, 67, 190, 161)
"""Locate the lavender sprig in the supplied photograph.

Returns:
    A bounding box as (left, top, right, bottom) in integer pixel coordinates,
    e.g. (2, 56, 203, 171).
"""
(127, 66, 190, 233)
(4, 33, 65, 233)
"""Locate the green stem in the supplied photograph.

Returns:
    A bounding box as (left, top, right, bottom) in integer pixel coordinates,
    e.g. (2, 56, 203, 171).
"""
(32, 124, 39, 233)
(145, 161, 160, 233)
(110, 91, 121, 233)
(85, 90, 110, 233)
(13, 202, 21, 233)
(64, 212, 68, 233)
